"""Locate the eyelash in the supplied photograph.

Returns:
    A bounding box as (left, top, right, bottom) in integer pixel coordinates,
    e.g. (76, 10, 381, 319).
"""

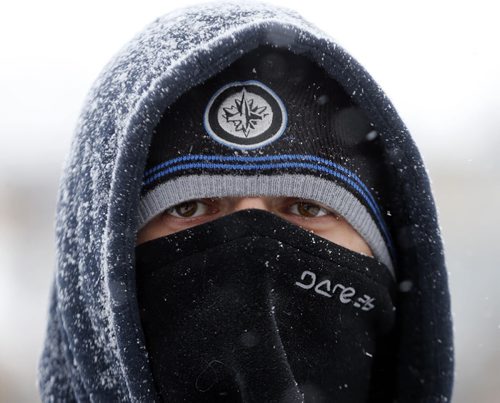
(164, 199, 335, 219)
(288, 201, 329, 218)
(165, 200, 210, 218)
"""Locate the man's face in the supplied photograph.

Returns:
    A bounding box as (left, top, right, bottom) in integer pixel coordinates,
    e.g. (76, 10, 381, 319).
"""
(136, 196, 373, 257)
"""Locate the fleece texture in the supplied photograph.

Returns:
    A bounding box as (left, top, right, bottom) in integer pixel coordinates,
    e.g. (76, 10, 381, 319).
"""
(38, 1, 454, 402)
(135, 209, 398, 402)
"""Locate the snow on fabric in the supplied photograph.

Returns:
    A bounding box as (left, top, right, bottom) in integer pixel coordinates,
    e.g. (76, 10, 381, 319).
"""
(38, 1, 454, 401)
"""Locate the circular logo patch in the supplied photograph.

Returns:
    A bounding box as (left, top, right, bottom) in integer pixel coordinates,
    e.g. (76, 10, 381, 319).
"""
(203, 80, 287, 149)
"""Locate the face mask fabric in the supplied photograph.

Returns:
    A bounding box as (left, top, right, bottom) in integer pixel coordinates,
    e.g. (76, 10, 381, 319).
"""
(135, 209, 397, 403)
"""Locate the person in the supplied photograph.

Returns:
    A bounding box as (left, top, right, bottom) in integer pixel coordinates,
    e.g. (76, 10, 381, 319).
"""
(38, 2, 454, 402)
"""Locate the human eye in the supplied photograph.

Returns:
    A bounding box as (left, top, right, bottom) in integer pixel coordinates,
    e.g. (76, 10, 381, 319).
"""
(164, 200, 210, 218)
(288, 200, 334, 218)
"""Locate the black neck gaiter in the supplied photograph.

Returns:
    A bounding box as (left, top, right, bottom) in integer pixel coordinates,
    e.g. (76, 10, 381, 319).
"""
(135, 209, 397, 403)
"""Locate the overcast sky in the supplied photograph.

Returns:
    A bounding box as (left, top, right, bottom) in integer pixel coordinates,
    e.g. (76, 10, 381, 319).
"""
(1, 0, 499, 174)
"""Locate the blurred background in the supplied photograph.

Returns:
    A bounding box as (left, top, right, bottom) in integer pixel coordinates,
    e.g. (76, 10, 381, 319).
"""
(0, 0, 498, 401)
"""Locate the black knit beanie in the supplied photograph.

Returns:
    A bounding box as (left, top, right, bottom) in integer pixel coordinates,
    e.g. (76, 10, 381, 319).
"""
(138, 44, 396, 275)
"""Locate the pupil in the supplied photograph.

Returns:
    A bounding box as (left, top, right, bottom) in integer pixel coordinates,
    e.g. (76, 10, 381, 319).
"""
(298, 202, 319, 217)
(176, 202, 196, 217)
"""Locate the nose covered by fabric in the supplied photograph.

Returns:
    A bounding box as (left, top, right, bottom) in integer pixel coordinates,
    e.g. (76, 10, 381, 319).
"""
(135, 209, 397, 402)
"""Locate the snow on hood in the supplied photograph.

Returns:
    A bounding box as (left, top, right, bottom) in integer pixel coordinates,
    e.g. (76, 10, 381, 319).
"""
(38, 1, 454, 401)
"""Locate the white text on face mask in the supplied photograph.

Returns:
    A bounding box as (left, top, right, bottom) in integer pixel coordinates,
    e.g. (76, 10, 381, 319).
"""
(294, 270, 375, 312)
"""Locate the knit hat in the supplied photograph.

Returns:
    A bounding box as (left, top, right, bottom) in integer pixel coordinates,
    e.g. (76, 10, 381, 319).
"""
(138, 44, 396, 275)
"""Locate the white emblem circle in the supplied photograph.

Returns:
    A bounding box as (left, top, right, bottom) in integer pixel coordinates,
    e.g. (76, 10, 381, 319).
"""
(203, 80, 288, 150)
(217, 89, 273, 139)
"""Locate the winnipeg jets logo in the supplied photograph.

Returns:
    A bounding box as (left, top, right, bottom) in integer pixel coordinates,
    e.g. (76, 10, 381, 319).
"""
(222, 87, 270, 137)
(204, 80, 287, 149)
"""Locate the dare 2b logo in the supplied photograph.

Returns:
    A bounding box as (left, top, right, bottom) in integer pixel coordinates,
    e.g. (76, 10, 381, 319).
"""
(295, 270, 376, 312)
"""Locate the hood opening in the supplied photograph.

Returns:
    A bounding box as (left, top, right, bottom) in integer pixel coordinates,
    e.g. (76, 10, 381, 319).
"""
(39, 4, 453, 402)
